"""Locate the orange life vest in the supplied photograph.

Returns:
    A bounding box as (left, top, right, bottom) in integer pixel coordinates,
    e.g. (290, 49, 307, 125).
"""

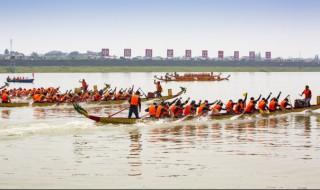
(197, 104, 206, 116)
(226, 101, 233, 112)
(258, 100, 266, 110)
(130, 95, 139, 106)
(156, 105, 163, 118)
(269, 100, 277, 111)
(245, 101, 255, 113)
(149, 105, 156, 116)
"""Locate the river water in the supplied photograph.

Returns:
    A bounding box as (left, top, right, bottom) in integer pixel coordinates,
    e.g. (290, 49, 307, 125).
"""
(0, 72, 320, 188)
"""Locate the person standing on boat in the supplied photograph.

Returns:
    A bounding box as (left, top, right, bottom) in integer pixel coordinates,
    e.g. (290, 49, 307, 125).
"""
(80, 79, 89, 92)
(300, 85, 312, 107)
(128, 91, 141, 119)
(154, 80, 163, 97)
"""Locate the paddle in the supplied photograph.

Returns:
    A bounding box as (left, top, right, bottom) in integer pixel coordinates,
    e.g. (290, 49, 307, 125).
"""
(108, 106, 130, 118)
(137, 87, 148, 99)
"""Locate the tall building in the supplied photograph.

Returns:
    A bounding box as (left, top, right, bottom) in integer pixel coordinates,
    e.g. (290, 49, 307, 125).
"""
(249, 51, 255, 60)
(218, 50, 224, 60)
(101, 48, 109, 57)
(167, 49, 174, 58)
(265, 51, 271, 59)
(202, 50, 208, 59)
(124, 49, 131, 58)
(145, 49, 152, 58)
(185, 50, 192, 58)
(234, 51, 240, 60)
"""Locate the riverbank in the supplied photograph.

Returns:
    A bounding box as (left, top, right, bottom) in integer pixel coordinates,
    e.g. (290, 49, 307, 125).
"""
(1, 66, 320, 73)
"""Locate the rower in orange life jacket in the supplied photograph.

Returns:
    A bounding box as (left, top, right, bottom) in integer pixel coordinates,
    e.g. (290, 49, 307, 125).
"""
(147, 103, 157, 117)
(211, 101, 223, 115)
(280, 97, 292, 110)
(258, 92, 272, 111)
(233, 93, 248, 114)
(225, 100, 235, 114)
(128, 91, 141, 119)
(197, 100, 218, 116)
(170, 98, 190, 118)
(268, 92, 282, 112)
(155, 98, 178, 118)
(244, 95, 262, 113)
(184, 100, 201, 116)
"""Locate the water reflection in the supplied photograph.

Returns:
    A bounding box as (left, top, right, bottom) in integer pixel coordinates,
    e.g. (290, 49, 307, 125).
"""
(128, 130, 142, 176)
(1, 109, 10, 119)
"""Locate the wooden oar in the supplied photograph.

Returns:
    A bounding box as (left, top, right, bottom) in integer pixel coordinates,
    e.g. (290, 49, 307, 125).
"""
(108, 106, 130, 118)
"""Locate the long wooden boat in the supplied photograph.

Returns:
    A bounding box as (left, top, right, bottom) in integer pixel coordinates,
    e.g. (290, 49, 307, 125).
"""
(73, 104, 320, 125)
(0, 87, 186, 108)
(154, 74, 231, 82)
(7, 78, 34, 83)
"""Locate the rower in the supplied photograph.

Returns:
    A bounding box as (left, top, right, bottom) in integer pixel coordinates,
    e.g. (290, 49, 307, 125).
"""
(300, 85, 312, 107)
(234, 93, 248, 114)
(184, 100, 201, 116)
(156, 98, 178, 118)
(244, 95, 261, 114)
(170, 98, 190, 118)
(154, 80, 163, 97)
(258, 92, 272, 111)
(145, 102, 157, 118)
(197, 100, 218, 116)
(280, 97, 292, 110)
(211, 101, 224, 115)
(268, 92, 281, 112)
(225, 99, 235, 114)
(128, 91, 141, 119)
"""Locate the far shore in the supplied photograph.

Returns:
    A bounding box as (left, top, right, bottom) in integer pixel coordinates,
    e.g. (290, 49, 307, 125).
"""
(1, 66, 320, 73)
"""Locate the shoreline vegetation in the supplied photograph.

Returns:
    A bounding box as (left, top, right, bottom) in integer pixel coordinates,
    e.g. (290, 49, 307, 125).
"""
(0, 66, 320, 73)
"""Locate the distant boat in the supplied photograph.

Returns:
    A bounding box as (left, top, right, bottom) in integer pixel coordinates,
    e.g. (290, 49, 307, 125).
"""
(6, 78, 34, 83)
(6, 73, 35, 83)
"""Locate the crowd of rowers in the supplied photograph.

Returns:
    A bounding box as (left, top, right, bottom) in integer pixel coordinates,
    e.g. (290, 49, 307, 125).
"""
(0, 79, 164, 104)
(127, 85, 312, 119)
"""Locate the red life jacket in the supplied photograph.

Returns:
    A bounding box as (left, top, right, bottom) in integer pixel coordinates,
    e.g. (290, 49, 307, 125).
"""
(225, 101, 233, 112)
(184, 104, 192, 116)
(303, 89, 312, 98)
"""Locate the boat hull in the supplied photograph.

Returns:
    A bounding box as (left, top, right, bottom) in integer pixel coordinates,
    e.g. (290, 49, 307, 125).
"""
(6, 79, 34, 83)
(80, 104, 320, 124)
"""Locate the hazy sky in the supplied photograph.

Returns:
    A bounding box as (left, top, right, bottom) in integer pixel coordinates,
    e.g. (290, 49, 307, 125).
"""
(1, 0, 319, 58)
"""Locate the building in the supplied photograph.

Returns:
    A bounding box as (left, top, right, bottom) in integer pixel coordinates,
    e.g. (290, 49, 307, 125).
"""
(167, 49, 174, 58)
(101, 48, 109, 57)
(234, 51, 239, 60)
(218, 50, 224, 60)
(202, 50, 208, 59)
(124, 48, 131, 58)
(265, 51, 271, 60)
(249, 51, 256, 60)
(185, 50, 192, 58)
(145, 49, 152, 58)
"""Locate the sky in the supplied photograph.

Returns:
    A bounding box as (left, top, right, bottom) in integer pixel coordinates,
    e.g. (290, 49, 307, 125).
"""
(0, 0, 319, 58)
